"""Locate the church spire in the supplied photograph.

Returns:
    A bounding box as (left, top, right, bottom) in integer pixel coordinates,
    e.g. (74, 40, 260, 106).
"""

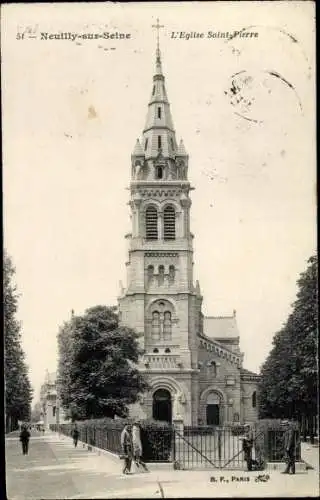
(153, 18, 164, 76)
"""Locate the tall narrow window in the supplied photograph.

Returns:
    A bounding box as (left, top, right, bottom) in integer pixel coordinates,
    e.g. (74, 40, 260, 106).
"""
(170, 138, 174, 150)
(145, 206, 158, 240)
(158, 107, 161, 119)
(144, 138, 148, 151)
(158, 265, 164, 285)
(147, 265, 154, 283)
(164, 205, 176, 240)
(163, 312, 172, 340)
(152, 312, 160, 340)
(169, 265, 175, 283)
(252, 391, 257, 408)
(156, 166, 163, 179)
(152, 85, 155, 95)
(158, 135, 162, 149)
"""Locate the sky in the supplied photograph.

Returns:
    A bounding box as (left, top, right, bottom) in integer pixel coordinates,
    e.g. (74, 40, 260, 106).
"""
(2, 2, 316, 403)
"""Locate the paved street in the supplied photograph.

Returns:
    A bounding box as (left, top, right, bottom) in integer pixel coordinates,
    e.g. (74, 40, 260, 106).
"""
(5, 431, 319, 499)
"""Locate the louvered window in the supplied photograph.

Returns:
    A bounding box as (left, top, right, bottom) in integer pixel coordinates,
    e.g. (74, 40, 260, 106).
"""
(158, 136, 162, 149)
(163, 205, 176, 240)
(145, 206, 158, 240)
(158, 107, 161, 119)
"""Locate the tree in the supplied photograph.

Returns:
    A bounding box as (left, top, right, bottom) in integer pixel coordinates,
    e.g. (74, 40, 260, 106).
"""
(259, 255, 318, 428)
(57, 305, 149, 420)
(4, 251, 33, 430)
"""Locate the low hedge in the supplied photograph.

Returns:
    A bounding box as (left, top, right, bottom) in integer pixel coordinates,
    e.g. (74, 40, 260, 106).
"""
(52, 417, 173, 462)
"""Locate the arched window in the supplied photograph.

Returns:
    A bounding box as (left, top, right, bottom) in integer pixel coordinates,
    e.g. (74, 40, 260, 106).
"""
(164, 205, 176, 240)
(163, 311, 172, 340)
(152, 312, 160, 340)
(158, 265, 164, 285)
(252, 391, 257, 408)
(153, 348, 159, 353)
(165, 347, 171, 353)
(169, 265, 175, 283)
(146, 206, 158, 240)
(147, 265, 154, 282)
(156, 166, 163, 179)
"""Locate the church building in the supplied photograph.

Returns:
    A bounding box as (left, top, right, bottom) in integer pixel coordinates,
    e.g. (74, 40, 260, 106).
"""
(118, 31, 260, 427)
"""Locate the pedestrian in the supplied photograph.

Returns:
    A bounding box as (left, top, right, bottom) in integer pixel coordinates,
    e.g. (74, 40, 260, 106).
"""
(72, 424, 80, 448)
(19, 425, 31, 455)
(120, 423, 133, 474)
(132, 422, 149, 472)
(281, 420, 297, 474)
(241, 424, 254, 471)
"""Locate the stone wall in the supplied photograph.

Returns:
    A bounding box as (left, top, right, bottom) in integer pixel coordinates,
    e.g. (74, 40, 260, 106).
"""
(197, 344, 241, 425)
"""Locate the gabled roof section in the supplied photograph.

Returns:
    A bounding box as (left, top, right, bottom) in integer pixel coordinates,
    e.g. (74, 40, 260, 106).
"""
(203, 314, 239, 339)
(241, 367, 261, 380)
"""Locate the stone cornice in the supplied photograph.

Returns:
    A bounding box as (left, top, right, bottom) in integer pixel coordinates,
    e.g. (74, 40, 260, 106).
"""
(198, 332, 242, 367)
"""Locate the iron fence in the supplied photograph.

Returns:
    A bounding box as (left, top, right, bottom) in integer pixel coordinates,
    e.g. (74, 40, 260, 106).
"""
(267, 429, 301, 462)
(174, 426, 246, 470)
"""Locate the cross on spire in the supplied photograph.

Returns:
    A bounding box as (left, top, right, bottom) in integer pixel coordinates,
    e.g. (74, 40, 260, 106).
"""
(152, 18, 164, 51)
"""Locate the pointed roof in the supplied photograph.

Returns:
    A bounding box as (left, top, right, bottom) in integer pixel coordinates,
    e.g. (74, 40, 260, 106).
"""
(203, 315, 239, 339)
(177, 139, 188, 156)
(132, 138, 144, 157)
(141, 37, 178, 159)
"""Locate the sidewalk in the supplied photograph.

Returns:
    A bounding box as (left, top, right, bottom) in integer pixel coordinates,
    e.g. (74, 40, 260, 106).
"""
(5, 432, 319, 499)
(301, 441, 319, 471)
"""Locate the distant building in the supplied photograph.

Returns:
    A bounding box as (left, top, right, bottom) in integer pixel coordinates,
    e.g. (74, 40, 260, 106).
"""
(40, 370, 67, 428)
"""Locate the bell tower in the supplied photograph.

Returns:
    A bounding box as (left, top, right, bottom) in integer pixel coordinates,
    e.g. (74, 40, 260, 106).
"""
(118, 20, 202, 424)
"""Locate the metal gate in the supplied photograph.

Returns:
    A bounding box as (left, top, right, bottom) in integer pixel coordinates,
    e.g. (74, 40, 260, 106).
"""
(173, 426, 248, 470)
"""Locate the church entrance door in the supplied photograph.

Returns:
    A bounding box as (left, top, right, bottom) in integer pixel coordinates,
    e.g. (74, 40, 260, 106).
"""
(206, 392, 221, 426)
(152, 389, 172, 423)
(206, 404, 220, 425)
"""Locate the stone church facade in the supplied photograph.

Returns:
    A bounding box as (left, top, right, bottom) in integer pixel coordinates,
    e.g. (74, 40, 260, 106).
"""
(118, 41, 259, 426)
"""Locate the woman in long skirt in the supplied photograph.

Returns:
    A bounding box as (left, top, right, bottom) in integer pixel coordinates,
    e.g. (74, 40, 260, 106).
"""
(132, 423, 149, 472)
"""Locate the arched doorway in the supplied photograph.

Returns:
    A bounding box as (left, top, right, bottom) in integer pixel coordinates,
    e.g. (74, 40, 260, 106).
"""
(152, 389, 172, 423)
(206, 392, 221, 426)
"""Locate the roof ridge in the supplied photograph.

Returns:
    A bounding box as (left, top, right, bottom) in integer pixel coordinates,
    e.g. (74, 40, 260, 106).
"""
(205, 315, 235, 319)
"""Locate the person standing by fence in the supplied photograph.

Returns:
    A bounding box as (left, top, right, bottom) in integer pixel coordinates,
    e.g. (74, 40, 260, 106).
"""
(132, 422, 149, 472)
(19, 425, 31, 455)
(72, 424, 79, 448)
(282, 420, 297, 474)
(242, 424, 254, 471)
(120, 424, 133, 474)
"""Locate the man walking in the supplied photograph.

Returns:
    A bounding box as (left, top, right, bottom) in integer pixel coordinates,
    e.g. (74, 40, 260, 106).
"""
(19, 425, 31, 455)
(282, 420, 296, 474)
(72, 424, 80, 448)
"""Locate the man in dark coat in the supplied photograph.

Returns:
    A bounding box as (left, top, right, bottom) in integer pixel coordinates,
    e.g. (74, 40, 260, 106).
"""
(242, 424, 254, 471)
(19, 425, 31, 455)
(282, 420, 296, 474)
(72, 424, 80, 448)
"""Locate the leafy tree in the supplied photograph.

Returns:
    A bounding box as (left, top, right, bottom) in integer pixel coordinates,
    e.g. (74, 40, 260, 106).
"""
(259, 255, 318, 427)
(4, 251, 33, 430)
(57, 305, 149, 420)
